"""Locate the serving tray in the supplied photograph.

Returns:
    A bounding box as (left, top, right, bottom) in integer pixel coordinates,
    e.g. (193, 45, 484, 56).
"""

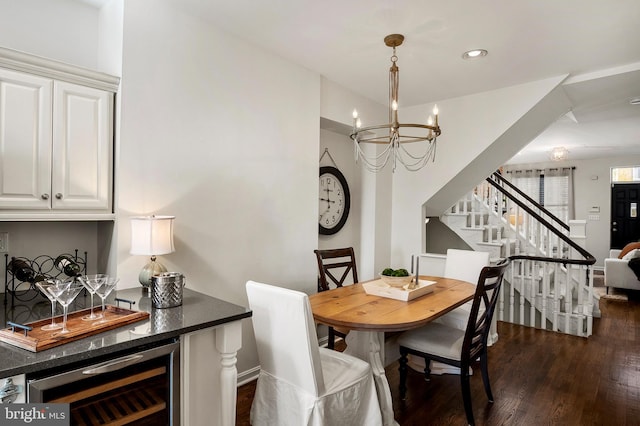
(0, 305, 149, 352)
(363, 279, 437, 301)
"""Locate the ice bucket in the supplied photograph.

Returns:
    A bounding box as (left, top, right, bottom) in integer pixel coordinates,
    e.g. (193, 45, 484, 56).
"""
(151, 272, 186, 309)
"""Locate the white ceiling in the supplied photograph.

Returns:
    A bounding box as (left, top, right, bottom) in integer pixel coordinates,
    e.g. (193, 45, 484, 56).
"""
(90, 0, 640, 164)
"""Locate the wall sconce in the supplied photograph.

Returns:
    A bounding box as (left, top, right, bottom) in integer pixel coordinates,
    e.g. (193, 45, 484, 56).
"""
(130, 215, 175, 293)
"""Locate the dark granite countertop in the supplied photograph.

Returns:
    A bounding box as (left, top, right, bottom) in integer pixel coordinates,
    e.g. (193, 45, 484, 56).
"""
(0, 287, 251, 378)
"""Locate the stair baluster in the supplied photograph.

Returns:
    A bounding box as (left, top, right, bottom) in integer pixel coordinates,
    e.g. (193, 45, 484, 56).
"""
(440, 172, 596, 337)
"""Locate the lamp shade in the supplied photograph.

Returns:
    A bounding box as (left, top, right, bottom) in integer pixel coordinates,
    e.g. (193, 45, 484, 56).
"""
(130, 216, 175, 255)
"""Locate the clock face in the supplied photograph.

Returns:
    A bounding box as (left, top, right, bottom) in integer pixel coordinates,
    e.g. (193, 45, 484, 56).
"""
(319, 166, 350, 235)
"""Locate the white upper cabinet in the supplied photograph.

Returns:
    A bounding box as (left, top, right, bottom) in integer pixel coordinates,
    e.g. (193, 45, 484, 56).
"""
(52, 81, 113, 211)
(0, 68, 53, 210)
(0, 47, 119, 220)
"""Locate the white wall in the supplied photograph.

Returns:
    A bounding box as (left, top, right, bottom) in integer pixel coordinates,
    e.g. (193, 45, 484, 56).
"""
(97, 0, 123, 76)
(117, 1, 320, 373)
(0, 0, 101, 71)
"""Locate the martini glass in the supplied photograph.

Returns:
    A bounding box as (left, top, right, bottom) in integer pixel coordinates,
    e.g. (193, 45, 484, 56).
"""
(35, 279, 65, 331)
(78, 274, 107, 320)
(53, 281, 85, 334)
(94, 277, 120, 324)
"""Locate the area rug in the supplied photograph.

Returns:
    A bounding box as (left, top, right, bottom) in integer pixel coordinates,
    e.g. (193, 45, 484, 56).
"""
(594, 285, 628, 301)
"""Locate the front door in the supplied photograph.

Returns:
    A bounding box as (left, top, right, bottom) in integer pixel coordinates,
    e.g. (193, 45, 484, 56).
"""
(611, 183, 640, 248)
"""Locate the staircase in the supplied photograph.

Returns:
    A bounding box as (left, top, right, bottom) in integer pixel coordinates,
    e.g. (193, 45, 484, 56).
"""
(440, 172, 597, 337)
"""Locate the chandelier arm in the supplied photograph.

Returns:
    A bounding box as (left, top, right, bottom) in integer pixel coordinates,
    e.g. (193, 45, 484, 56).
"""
(397, 123, 441, 133)
(352, 123, 440, 145)
(353, 123, 440, 135)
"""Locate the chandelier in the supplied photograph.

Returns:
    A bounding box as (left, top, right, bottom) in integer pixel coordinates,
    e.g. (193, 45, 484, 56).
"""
(350, 34, 441, 172)
(550, 146, 569, 161)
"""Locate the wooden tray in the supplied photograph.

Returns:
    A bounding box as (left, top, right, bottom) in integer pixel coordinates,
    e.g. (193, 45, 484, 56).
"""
(363, 279, 437, 301)
(0, 305, 150, 352)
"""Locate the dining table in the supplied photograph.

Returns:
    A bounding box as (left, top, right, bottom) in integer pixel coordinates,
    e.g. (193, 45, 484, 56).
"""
(309, 275, 476, 426)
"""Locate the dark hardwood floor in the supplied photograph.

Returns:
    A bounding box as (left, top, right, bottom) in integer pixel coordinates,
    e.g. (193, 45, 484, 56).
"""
(236, 289, 640, 425)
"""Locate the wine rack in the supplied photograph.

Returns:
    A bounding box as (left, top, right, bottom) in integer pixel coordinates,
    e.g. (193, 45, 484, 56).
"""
(4, 250, 87, 306)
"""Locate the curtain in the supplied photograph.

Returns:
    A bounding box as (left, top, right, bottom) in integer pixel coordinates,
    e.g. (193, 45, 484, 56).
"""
(510, 169, 541, 202)
(508, 167, 574, 224)
(544, 167, 574, 222)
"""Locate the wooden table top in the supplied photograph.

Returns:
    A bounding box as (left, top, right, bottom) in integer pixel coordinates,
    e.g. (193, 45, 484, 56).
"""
(309, 276, 475, 332)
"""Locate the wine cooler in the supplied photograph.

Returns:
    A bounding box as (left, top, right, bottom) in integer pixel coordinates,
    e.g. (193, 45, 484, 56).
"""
(27, 339, 180, 425)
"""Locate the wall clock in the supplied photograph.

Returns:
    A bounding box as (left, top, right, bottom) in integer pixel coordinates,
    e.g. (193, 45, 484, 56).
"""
(318, 166, 351, 235)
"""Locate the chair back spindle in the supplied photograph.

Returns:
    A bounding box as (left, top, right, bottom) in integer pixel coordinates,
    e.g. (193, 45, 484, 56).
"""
(313, 247, 358, 349)
(314, 247, 358, 292)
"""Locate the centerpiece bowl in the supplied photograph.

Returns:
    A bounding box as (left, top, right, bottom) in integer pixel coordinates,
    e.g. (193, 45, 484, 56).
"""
(379, 273, 414, 288)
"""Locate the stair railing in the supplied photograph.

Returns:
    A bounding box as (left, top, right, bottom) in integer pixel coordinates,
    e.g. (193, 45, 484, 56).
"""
(490, 172, 569, 232)
(449, 171, 596, 336)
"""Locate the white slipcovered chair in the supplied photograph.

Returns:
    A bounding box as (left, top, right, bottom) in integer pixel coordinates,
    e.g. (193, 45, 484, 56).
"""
(245, 280, 382, 426)
(604, 248, 640, 292)
(435, 249, 495, 344)
(407, 249, 492, 375)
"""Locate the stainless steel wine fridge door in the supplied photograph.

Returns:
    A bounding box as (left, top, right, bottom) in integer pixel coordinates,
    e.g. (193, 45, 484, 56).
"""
(28, 339, 180, 425)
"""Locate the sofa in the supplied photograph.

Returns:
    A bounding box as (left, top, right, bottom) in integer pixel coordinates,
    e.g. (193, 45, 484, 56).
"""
(604, 248, 640, 292)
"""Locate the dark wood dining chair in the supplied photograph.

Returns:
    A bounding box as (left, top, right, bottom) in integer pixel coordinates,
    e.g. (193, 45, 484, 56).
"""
(397, 257, 510, 426)
(313, 247, 358, 349)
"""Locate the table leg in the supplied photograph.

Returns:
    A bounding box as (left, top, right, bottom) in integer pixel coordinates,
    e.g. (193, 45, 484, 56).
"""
(345, 331, 399, 426)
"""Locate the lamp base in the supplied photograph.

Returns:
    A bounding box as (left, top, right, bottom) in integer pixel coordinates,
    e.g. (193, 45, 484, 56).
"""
(139, 256, 168, 294)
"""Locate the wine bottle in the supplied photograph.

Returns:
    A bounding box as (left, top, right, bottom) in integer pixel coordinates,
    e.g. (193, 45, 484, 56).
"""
(54, 254, 82, 277)
(7, 259, 36, 283)
(31, 274, 48, 284)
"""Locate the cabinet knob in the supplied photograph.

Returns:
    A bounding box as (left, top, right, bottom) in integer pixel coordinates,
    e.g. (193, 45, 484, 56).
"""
(41, 194, 49, 200)
(55, 193, 63, 199)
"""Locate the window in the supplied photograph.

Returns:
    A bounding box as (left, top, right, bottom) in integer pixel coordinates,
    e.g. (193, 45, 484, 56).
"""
(611, 165, 640, 183)
(508, 167, 574, 224)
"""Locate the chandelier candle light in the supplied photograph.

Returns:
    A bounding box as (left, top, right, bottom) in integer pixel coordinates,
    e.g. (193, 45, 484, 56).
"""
(350, 34, 442, 172)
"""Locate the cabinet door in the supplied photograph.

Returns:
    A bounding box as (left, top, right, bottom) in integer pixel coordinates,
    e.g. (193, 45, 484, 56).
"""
(0, 68, 53, 209)
(52, 81, 113, 211)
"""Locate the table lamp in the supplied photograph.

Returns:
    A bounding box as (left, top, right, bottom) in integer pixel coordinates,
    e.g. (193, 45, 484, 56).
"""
(130, 215, 175, 293)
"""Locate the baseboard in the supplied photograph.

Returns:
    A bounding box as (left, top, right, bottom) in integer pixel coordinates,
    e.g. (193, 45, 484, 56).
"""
(237, 365, 260, 386)
(237, 335, 335, 387)
(318, 334, 329, 347)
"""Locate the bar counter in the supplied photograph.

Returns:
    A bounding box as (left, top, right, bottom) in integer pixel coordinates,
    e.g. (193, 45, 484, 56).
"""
(0, 286, 251, 378)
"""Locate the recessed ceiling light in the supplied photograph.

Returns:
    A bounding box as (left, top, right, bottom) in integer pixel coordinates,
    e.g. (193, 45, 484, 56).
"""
(462, 49, 488, 60)
(630, 98, 640, 105)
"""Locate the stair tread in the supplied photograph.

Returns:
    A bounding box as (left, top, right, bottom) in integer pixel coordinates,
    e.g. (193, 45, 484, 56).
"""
(477, 241, 504, 247)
